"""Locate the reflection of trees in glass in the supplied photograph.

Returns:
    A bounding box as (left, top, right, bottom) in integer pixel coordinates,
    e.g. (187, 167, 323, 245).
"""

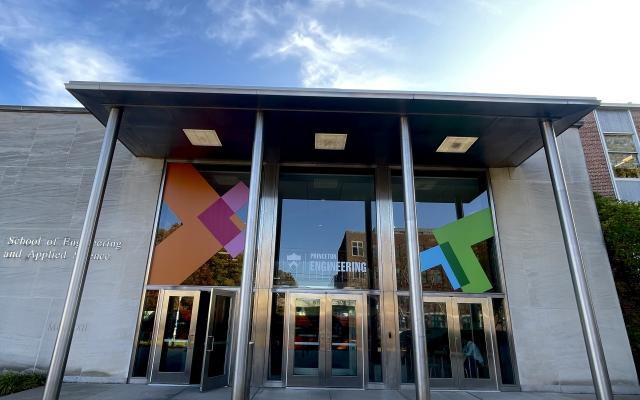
(274, 269, 297, 286)
(155, 222, 182, 245)
(182, 252, 244, 286)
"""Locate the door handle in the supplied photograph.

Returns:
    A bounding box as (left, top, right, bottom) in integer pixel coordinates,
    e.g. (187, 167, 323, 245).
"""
(207, 335, 214, 352)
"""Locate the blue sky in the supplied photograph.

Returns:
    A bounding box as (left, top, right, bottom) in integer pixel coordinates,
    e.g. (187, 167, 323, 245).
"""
(1, 0, 638, 106)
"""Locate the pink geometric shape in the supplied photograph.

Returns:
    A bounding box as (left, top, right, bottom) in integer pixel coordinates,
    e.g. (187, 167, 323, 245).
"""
(225, 231, 245, 258)
(222, 182, 249, 212)
(197, 199, 240, 245)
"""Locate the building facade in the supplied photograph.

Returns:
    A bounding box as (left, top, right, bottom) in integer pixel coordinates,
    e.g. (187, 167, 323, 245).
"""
(0, 84, 638, 396)
(579, 105, 640, 201)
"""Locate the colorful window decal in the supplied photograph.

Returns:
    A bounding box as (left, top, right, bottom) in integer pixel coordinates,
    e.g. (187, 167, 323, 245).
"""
(419, 208, 494, 293)
(149, 164, 249, 285)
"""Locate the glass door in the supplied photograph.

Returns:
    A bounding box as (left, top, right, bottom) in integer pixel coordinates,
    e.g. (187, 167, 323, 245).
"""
(422, 296, 497, 389)
(422, 299, 456, 388)
(325, 294, 363, 387)
(200, 290, 235, 391)
(287, 294, 325, 386)
(285, 293, 364, 387)
(454, 298, 496, 389)
(150, 290, 201, 384)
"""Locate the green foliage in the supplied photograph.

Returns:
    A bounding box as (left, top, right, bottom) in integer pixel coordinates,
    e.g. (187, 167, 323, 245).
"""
(594, 193, 640, 281)
(0, 371, 46, 396)
(594, 193, 640, 373)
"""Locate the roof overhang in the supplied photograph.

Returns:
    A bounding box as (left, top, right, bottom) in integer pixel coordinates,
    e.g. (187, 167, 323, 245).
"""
(65, 81, 600, 167)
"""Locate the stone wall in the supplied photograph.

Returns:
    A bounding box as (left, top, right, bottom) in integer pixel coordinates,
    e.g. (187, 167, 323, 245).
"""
(490, 127, 639, 393)
(0, 108, 163, 382)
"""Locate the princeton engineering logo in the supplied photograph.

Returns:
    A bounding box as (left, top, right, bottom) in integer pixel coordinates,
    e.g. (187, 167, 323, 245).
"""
(419, 208, 495, 293)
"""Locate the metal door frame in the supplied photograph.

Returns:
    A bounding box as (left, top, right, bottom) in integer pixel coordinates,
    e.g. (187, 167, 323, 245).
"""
(284, 292, 365, 388)
(324, 293, 364, 387)
(201, 289, 236, 391)
(421, 296, 457, 388)
(150, 289, 201, 384)
(448, 296, 498, 390)
(285, 292, 326, 387)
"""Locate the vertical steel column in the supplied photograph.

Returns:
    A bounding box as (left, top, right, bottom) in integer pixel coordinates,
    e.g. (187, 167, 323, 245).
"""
(399, 116, 430, 400)
(540, 120, 613, 400)
(231, 111, 264, 400)
(375, 165, 401, 388)
(42, 107, 121, 400)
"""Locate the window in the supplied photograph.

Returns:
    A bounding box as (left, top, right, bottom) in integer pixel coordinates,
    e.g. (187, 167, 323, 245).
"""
(351, 240, 364, 257)
(597, 110, 640, 178)
(274, 173, 377, 289)
(392, 175, 500, 293)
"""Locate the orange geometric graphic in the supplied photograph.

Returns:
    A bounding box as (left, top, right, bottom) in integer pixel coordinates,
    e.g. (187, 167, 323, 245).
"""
(149, 164, 227, 285)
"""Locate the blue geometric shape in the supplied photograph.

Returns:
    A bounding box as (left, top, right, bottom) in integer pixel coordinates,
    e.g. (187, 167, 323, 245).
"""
(419, 245, 461, 289)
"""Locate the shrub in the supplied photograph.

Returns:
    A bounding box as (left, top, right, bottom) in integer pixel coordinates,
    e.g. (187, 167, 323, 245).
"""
(0, 371, 47, 396)
(594, 193, 640, 374)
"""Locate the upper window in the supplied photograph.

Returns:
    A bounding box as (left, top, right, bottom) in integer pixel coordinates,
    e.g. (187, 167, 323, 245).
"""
(597, 110, 640, 178)
(274, 173, 377, 289)
(149, 163, 250, 286)
(392, 175, 500, 294)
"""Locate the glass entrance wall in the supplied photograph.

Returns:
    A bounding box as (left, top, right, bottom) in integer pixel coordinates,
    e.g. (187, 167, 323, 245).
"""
(134, 162, 518, 390)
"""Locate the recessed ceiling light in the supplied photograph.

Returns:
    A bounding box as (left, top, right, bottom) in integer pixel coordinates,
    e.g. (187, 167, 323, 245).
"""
(436, 136, 478, 153)
(183, 129, 222, 147)
(315, 133, 347, 150)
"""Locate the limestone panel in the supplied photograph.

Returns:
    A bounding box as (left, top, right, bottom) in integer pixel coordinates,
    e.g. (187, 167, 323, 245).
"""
(490, 127, 639, 393)
(0, 109, 163, 382)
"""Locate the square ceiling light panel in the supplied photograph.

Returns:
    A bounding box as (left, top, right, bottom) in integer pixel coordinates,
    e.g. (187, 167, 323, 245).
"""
(436, 136, 478, 153)
(315, 133, 347, 150)
(183, 129, 222, 147)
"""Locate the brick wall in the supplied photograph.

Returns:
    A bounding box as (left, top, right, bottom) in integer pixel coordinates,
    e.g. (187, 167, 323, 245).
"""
(578, 111, 616, 197)
(631, 109, 640, 140)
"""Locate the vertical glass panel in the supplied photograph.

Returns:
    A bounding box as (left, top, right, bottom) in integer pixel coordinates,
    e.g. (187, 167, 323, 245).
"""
(424, 302, 452, 379)
(293, 298, 321, 375)
(368, 295, 383, 382)
(458, 303, 490, 379)
(331, 299, 357, 376)
(398, 296, 414, 383)
(207, 296, 231, 377)
(492, 298, 516, 385)
(132, 290, 158, 377)
(392, 175, 499, 293)
(150, 164, 250, 286)
(268, 293, 285, 380)
(275, 174, 375, 289)
(159, 296, 194, 372)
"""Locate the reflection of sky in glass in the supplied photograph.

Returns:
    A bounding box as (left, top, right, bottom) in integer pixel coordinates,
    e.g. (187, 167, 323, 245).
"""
(463, 191, 489, 216)
(158, 202, 180, 230)
(393, 202, 457, 229)
(278, 199, 368, 288)
(279, 199, 365, 252)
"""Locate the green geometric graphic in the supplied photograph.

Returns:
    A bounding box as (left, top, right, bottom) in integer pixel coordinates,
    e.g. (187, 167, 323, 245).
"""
(432, 208, 494, 293)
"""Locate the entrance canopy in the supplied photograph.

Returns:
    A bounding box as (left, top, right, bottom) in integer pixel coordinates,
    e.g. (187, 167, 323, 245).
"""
(66, 82, 599, 167)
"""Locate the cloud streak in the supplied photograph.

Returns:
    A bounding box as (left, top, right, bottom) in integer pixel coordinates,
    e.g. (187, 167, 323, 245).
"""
(259, 19, 419, 90)
(21, 42, 134, 106)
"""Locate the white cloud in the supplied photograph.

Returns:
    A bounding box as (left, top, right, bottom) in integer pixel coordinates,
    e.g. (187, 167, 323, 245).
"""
(205, 0, 277, 46)
(260, 19, 419, 90)
(21, 42, 135, 106)
(0, 1, 40, 44)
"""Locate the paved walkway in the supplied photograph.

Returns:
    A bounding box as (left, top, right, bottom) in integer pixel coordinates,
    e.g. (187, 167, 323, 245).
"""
(4, 384, 640, 400)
